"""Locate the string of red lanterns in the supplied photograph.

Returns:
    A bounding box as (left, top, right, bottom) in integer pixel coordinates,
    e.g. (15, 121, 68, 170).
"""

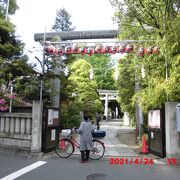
(44, 44, 160, 57)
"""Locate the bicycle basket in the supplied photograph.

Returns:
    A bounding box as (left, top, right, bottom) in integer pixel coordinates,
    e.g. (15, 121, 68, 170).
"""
(92, 130, 106, 139)
(61, 129, 71, 138)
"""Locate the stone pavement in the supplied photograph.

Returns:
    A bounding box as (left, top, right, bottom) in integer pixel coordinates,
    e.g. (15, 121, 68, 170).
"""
(101, 120, 139, 157)
(73, 119, 139, 157)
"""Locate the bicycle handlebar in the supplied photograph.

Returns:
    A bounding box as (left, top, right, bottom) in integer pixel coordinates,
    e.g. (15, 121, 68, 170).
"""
(72, 127, 79, 134)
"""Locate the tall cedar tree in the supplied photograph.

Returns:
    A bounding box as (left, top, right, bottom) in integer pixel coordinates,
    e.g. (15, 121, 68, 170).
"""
(52, 7, 75, 32)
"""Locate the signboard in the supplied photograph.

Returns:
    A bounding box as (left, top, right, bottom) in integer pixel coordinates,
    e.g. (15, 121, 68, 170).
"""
(48, 109, 53, 125)
(151, 132, 154, 138)
(148, 110, 161, 128)
(48, 109, 59, 126)
(51, 129, 56, 141)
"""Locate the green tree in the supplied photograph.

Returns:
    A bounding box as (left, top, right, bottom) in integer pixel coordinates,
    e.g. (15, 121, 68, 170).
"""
(52, 7, 75, 32)
(0, 0, 22, 82)
(111, 0, 180, 114)
(0, 20, 23, 60)
(0, 1, 38, 110)
(0, 1, 49, 108)
(0, 0, 21, 59)
(116, 55, 136, 118)
(0, 0, 24, 70)
(110, 0, 180, 40)
(68, 59, 102, 116)
(75, 54, 116, 90)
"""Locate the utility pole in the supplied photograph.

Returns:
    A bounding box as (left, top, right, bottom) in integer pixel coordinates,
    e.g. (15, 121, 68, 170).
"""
(5, 0, 10, 20)
(165, 59, 169, 101)
(135, 65, 142, 142)
(39, 27, 46, 110)
(9, 84, 13, 113)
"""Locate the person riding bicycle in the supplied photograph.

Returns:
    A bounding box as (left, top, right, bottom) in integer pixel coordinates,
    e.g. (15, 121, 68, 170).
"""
(77, 113, 94, 163)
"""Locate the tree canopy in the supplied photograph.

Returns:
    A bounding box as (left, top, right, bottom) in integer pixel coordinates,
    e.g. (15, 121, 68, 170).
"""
(110, 0, 180, 118)
(74, 54, 116, 90)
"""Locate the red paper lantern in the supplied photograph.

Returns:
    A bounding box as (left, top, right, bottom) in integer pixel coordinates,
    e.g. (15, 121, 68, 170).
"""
(137, 47, 145, 56)
(145, 47, 153, 55)
(101, 47, 106, 53)
(125, 44, 133, 53)
(44, 46, 56, 54)
(87, 47, 94, 56)
(152, 47, 160, 54)
(103, 46, 112, 53)
(111, 46, 119, 54)
(104, 46, 109, 53)
(57, 48, 64, 55)
(81, 47, 87, 55)
(65, 46, 73, 54)
(119, 44, 126, 53)
(95, 46, 104, 53)
(73, 47, 81, 54)
(107, 46, 113, 53)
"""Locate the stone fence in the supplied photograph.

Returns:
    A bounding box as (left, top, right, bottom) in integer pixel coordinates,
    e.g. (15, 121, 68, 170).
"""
(0, 101, 42, 157)
(0, 112, 32, 148)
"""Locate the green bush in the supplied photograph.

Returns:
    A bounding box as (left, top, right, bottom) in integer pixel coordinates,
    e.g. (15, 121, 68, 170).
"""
(61, 113, 81, 129)
(60, 103, 81, 129)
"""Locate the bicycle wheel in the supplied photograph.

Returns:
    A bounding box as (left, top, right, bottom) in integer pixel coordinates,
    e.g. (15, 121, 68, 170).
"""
(55, 139, 74, 158)
(89, 139, 105, 160)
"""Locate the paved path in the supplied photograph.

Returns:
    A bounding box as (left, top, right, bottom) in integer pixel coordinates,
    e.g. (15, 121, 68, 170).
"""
(74, 119, 139, 157)
(100, 120, 139, 157)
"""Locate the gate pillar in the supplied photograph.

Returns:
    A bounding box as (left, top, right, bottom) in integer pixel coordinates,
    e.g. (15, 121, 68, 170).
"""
(165, 102, 180, 158)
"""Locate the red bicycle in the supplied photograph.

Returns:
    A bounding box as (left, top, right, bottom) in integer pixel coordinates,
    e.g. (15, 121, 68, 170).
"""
(55, 129, 105, 160)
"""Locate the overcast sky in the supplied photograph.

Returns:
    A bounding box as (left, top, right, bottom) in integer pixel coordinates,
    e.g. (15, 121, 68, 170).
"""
(11, 0, 118, 46)
(10, 0, 119, 66)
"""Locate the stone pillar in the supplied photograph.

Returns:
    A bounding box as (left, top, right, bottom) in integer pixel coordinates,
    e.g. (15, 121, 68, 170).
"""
(51, 57, 62, 107)
(30, 101, 43, 158)
(52, 78, 61, 107)
(124, 112, 130, 126)
(115, 107, 118, 119)
(165, 102, 180, 158)
(104, 94, 108, 120)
